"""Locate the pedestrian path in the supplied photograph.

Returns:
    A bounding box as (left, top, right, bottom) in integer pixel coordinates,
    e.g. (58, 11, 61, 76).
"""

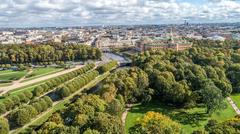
(227, 97, 240, 115)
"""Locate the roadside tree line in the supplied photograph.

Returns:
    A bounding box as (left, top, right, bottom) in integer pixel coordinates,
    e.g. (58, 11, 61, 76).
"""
(8, 96, 53, 127)
(33, 63, 95, 97)
(97, 61, 118, 74)
(56, 70, 99, 98)
(0, 64, 95, 115)
(0, 61, 119, 134)
(0, 91, 33, 114)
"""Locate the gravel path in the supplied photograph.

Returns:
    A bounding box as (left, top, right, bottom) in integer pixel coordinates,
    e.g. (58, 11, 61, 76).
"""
(121, 104, 133, 126)
(0, 65, 83, 95)
(227, 97, 240, 115)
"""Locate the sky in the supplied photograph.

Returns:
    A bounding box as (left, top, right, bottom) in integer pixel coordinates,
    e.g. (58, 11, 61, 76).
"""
(0, 0, 240, 27)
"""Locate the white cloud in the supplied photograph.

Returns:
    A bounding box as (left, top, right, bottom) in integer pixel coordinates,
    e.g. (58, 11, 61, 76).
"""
(0, 0, 239, 27)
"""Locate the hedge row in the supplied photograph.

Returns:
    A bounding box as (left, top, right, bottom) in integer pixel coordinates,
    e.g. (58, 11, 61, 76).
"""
(8, 96, 53, 127)
(97, 61, 118, 74)
(0, 91, 33, 114)
(57, 70, 100, 98)
(32, 63, 95, 97)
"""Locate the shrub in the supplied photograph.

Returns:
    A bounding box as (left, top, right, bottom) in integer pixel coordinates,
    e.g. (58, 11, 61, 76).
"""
(3, 99, 14, 110)
(0, 117, 9, 134)
(10, 109, 31, 126)
(0, 103, 6, 114)
(43, 96, 53, 107)
(23, 91, 33, 99)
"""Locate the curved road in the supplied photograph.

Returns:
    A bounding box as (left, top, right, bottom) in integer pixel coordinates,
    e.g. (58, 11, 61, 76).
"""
(0, 65, 83, 95)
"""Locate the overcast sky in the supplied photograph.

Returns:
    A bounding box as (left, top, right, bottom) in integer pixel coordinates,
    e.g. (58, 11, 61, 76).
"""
(0, 0, 240, 27)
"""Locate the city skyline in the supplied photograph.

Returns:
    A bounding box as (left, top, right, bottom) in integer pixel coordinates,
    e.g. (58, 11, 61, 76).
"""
(0, 0, 240, 27)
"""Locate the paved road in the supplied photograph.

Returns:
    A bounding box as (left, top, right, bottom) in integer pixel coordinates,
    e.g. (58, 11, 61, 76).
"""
(0, 65, 84, 95)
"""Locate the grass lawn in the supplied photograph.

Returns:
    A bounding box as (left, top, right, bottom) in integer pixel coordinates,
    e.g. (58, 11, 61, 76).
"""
(0, 83, 12, 87)
(23, 67, 63, 82)
(0, 70, 14, 75)
(125, 100, 236, 134)
(0, 70, 27, 81)
(230, 93, 240, 108)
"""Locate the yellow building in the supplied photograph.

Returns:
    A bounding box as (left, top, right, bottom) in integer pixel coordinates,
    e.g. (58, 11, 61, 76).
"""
(135, 30, 192, 51)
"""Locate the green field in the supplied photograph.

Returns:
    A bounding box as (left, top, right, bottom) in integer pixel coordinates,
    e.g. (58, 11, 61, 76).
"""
(24, 67, 63, 81)
(0, 70, 14, 75)
(230, 93, 240, 108)
(0, 70, 27, 81)
(125, 100, 236, 134)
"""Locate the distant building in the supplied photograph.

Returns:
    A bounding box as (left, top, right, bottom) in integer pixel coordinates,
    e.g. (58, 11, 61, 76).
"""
(95, 36, 134, 50)
(135, 29, 192, 51)
(207, 35, 226, 41)
(186, 33, 203, 40)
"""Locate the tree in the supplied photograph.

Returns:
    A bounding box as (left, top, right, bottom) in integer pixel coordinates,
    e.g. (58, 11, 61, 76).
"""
(22, 105, 38, 118)
(97, 61, 118, 74)
(33, 86, 44, 97)
(17, 93, 29, 103)
(93, 112, 123, 134)
(83, 129, 100, 134)
(23, 91, 33, 99)
(43, 96, 53, 107)
(214, 79, 232, 97)
(203, 116, 240, 133)
(58, 86, 71, 98)
(32, 103, 41, 114)
(3, 98, 14, 110)
(0, 44, 101, 65)
(10, 109, 31, 126)
(0, 117, 9, 134)
(167, 81, 191, 105)
(10, 96, 21, 106)
(48, 113, 63, 124)
(39, 99, 49, 112)
(129, 111, 181, 134)
(107, 99, 124, 116)
(81, 95, 106, 112)
(201, 80, 225, 114)
(74, 114, 89, 128)
(98, 83, 117, 103)
(0, 103, 6, 114)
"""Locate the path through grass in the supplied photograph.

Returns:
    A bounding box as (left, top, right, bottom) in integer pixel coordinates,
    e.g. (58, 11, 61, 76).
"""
(0, 70, 27, 81)
(23, 67, 64, 82)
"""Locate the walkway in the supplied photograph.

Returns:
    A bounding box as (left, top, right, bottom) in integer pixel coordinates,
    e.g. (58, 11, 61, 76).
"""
(227, 97, 240, 115)
(121, 104, 133, 126)
(12, 69, 33, 84)
(0, 65, 83, 95)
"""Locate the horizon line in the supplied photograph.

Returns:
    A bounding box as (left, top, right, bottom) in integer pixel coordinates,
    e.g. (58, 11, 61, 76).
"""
(0, 22, 240, 29)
